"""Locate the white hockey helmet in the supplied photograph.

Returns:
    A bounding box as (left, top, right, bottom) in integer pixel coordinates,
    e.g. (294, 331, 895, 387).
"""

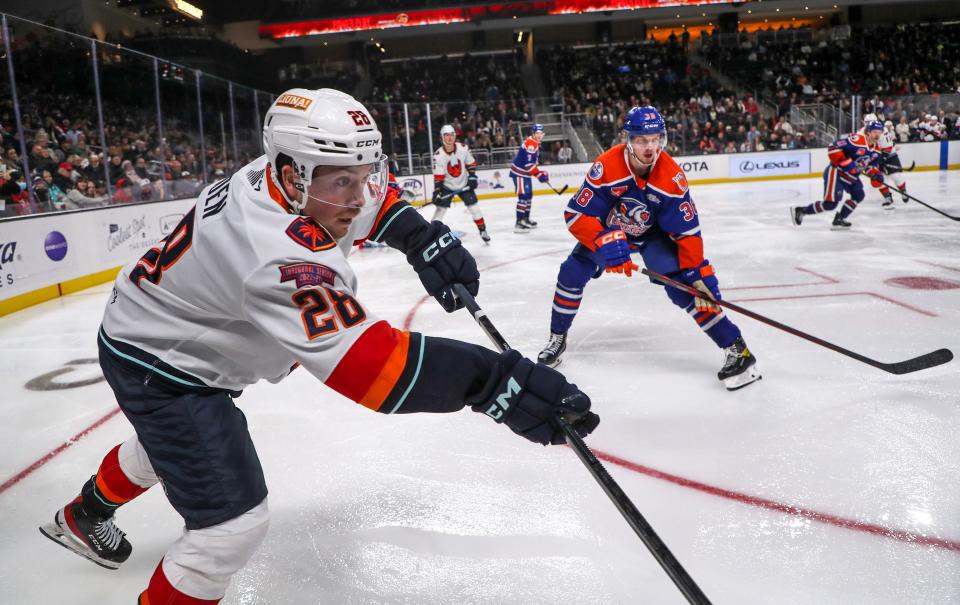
(262, 88, 385, 213)
(440, 124, 456, 136)
(862, 112, 879, 125)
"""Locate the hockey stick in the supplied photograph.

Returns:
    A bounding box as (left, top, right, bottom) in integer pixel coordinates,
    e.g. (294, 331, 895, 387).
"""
(641, 269, 953, 375)
(546, 182, 569, 196)
(903, 160, 916, 172)
(451, 282, 714, 605)
(898, 189, 960, 221)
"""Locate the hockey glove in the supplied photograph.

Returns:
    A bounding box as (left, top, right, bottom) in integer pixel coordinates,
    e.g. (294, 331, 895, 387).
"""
(467, 172, 479, 190)
(594, 229, 638, 277)
(679, 264, 721, 313)
(469, 350, 599, 446)
(407, 222, 480, 312)
(536, 171, 550, 183)
(866, 167, 885, 187)
(431, 188, 446, 205)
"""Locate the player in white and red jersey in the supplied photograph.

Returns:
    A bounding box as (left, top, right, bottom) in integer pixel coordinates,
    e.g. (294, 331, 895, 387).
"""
(860, 113, 909, 207)
(39, 88, 598, 604)
(431, 124, 489, 243)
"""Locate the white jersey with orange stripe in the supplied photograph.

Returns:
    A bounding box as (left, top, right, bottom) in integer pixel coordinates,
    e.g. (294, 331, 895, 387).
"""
(101, 154, 388, 392)
(432, 142, 476, 191)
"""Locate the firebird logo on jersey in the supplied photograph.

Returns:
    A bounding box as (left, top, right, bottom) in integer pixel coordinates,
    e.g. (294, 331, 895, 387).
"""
(447, 160, 463, 178)
(286, 217, 336, 252)
(589, 162, 604, 181)
(611, 186, 628, 198)
(607, 197, 651, 237)
(275, 94, 313, 111)
(671, 172, 689, 193)
(279, 262, 337, 288)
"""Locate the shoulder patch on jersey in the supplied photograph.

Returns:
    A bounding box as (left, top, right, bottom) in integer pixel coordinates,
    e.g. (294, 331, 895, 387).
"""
(672, 172, 689, 193)
(589, 161, 604, 181)
(279, 262, 337, 288)
(286, 217, 336, 252)
(611, 185, 628, 198)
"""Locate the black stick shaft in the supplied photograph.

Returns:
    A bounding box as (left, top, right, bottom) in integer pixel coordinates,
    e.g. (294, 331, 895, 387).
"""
(451, 283, 713, 605)
(899, 189, 960, 221)
(641, 269, 952, 374)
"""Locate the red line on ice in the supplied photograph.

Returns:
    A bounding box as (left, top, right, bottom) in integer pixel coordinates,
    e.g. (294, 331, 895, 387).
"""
(724, 266, 839, 291)
(0, 408, 122, 495)
(592, 449, 960, 552)
(730, 291, 938, 317)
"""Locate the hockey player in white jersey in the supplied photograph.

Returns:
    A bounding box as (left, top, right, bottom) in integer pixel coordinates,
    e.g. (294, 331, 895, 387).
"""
(431, 124, 490, 243)
(38, 88, 598, 605)
(862, 113, 909, 207)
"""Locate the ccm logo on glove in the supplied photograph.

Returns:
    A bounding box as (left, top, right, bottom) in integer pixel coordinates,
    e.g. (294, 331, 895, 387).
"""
(422, 231, 458, 263)
(485, 377, 520, 421)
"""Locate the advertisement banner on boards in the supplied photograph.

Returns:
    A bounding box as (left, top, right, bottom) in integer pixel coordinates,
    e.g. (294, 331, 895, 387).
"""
(729, 151, 811, 178)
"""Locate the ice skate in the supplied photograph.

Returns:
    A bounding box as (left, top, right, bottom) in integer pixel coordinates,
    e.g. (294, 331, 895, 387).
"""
(479, 228, 491, 244)
(523, 217, 538, 229)
(537, 332, 567, 367)
(514, 220, 532, 234)
(881, 193, 895, 211)
(718, 337, 761, 391)
(831, 213, 852, 230)
(39, 479, 132, 570)
(790, 206, 804, 226)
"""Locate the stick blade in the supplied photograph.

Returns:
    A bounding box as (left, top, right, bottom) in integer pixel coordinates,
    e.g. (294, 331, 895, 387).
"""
(881, 348, 953, 374)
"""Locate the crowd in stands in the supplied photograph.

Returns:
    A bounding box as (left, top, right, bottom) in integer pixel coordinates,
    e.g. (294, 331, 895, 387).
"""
(699, 23, 960, 139)
(365, 53, 531, 164)
(0, 28, 257, 218)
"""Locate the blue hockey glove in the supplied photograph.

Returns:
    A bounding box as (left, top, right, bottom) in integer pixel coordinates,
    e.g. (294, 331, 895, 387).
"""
(536, 171, 550, 183)
(467, 172, 478, 190)
(470, 350, 599, 446)
(679, 264, 721, 313)
(594, 229, 637, 277)
(407, 222, 480, 312)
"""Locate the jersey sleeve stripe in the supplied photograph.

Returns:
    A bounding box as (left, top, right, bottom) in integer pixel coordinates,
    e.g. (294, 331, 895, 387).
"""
(368, 201, 412, 243)
(324, 320, 409, 411)
(358, 327, 411, 409)
(568, 214, 604, 248)
(676, 235, 704, 269)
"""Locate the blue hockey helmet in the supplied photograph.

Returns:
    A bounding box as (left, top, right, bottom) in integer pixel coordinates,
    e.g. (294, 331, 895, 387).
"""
(623, 106, 666, 137)
(531, 123, 544, 134)
(864, 120, 884, 132)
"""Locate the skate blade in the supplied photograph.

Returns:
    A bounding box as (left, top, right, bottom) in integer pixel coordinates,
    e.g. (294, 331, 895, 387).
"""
(537, 357, 563, 369)
(790, 208, 802, 226)
(39, 522, 121, 570)
(513, 228, 531, 234)
(723, 366, 762, 391)
(830, 224, 851, 231)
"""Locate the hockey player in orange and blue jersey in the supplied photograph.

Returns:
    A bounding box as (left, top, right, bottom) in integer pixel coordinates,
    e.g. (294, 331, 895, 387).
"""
(791, 121, 886, 229)
(537, 106, 761, 391)
(510, 123, 549, 233)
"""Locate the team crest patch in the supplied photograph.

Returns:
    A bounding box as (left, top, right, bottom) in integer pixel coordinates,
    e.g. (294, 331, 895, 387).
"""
(286, 217, 336, 252)
(279, 262, 337, 288)
(275, 94, 313, 111)
(589, 162, 604, 181)
(672, 172, 689, 193)
(606, 197, 651, 237)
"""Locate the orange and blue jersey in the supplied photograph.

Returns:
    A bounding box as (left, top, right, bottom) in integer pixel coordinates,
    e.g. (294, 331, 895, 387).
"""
(827, 132, 883, 185)
(510, 137, 542, 178)
(564, 145, 704, 270)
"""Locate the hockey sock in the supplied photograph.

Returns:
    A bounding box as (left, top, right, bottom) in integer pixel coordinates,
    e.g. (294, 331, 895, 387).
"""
(516, 200, 530, 222)
(86, 443, 148, 514)
(805, 200, 837, 214)
(474, 217, 486, 231)
(839, 198, 859, 219)
(140, 560, 222, 605)
(550, 282, 584, 334)
(431, 206, 448, 222)
(685, 302, 741, 348)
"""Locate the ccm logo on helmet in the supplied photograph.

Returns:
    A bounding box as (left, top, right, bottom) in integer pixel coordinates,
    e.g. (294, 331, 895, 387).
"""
(421, 231, 458, 262)
(356, 139, 380, 148)
(275, 94, 313, 111)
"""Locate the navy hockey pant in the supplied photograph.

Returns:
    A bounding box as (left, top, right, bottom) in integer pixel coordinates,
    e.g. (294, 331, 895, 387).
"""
(98, 333, 268, 530)
(800, 165, 865, 219)
(511, 174, 533, 221)
(549, 232, 741, 348)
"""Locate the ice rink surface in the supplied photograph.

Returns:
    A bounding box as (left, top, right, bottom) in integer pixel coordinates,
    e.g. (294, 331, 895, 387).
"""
(1, 171, 958, 604)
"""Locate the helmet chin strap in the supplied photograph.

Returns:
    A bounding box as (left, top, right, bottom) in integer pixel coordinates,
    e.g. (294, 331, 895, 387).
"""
(270, 162, 307, 214)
